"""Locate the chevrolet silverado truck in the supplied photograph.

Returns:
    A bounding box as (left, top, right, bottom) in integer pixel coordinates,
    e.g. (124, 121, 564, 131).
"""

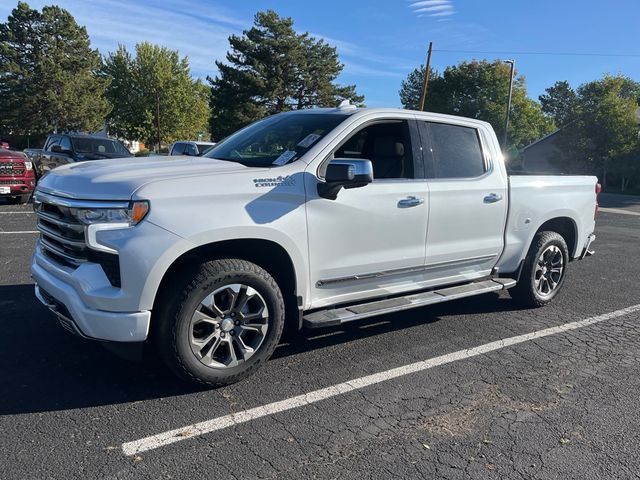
(31, 106, 598, 386)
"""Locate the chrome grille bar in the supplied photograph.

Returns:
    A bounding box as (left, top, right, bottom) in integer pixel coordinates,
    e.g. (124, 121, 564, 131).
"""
(36, 222, 86, 249)
(40, 237, 87, 266)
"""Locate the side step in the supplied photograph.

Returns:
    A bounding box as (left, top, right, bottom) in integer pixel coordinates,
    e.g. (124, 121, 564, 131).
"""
(303, 278, 516, 329)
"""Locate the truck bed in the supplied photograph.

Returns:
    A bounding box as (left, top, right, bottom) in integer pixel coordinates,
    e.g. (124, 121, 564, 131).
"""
(496, 174, 598, 274)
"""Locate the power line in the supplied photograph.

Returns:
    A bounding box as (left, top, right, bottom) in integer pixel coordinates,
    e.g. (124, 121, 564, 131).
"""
(432, 49, 640, 58)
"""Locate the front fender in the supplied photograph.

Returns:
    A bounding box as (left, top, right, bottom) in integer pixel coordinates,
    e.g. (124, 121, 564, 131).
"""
(136, 225, 309, 312)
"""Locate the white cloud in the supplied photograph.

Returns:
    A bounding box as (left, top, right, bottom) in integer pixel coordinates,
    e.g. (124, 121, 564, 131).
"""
(0, 0, 247, 79)
(311, 32, 416, 76)
(408, 0, 455, 18)
(409, 0, 451, 6)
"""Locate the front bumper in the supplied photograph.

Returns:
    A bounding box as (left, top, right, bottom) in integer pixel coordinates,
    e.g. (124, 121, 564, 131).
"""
(32, 256, 150, 342)
(0, 179, 35, 196)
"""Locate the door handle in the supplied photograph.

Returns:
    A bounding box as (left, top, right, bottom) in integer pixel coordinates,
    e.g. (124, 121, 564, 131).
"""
(484, 193, 503, 204)
(398, 196, 425, 208)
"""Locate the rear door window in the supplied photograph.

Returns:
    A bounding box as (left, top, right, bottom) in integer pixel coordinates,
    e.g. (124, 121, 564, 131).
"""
(425, 122, 486, 179)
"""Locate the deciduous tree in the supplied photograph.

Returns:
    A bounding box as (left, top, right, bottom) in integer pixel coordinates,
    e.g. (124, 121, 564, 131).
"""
(539, 80, 578, 128)
(399, 60, 554, 149)
(102, 42, 210, 148)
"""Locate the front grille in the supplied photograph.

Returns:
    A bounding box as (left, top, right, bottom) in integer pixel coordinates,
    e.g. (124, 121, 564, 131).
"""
(35, 199, 88, 268)
(0, 162, 25, 176)
(34, 192, 122, 287)
(0, 180, 22, 185)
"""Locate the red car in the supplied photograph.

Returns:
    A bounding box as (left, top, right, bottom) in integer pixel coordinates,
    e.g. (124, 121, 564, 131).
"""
(0, 149, 36, 204)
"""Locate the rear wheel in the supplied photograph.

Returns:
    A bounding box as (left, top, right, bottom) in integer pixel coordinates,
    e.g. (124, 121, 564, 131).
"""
(509, 231, 569, 307)
(155, 258, 285, 386)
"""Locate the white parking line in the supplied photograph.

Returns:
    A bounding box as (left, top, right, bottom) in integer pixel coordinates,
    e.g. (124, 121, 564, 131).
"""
(0, 211, 35, 214)
(121, 303, 640, 456)
(600, 207, 640, 216)
(0, 231, 38, 234)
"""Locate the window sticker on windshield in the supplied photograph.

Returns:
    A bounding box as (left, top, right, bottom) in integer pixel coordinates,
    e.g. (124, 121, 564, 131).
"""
(272, 150, 297, 166)
(297, 133, 321, 149)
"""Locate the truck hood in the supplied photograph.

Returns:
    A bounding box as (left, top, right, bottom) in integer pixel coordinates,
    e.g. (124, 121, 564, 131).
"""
(37, 155, 257, 200)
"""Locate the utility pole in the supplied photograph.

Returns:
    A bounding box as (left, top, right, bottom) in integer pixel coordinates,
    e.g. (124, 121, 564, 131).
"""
(419, 41, 433, 111)
(502, 59, 516, 149)
(156, 91, 161, 153)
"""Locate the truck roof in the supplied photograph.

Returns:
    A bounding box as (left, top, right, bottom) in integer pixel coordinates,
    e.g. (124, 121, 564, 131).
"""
(280, 107, 493, 129)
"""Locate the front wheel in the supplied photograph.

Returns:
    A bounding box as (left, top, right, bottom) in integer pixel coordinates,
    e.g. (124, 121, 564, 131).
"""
(509, 231, 569, 308)
(155, 259, 285, 386)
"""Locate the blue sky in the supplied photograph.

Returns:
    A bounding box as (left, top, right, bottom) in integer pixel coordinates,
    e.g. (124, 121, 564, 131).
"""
(2, 0, 639, 107)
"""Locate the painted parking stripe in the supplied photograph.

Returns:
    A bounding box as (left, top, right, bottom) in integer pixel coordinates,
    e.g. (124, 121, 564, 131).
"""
(0, 211, 35, 214)
(0, 231, 38, 234)
(600, 207, 640, 216)
(121, 303, 640, 456)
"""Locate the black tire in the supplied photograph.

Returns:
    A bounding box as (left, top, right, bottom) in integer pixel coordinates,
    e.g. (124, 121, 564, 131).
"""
(509, 231, 569, 308)
(155, 258, 285, 386)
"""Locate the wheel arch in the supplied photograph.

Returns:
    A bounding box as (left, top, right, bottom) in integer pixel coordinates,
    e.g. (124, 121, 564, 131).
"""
(150, 238, 303, 333)
(534, 216, 578, 258)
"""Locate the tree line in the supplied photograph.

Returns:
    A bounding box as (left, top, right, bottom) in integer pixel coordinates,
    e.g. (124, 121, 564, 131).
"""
(1, 1, 638, 190)
(0, 3, 361, 149)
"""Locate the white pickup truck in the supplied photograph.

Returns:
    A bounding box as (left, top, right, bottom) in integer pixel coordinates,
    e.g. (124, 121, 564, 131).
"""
(31, 106, 599, 385)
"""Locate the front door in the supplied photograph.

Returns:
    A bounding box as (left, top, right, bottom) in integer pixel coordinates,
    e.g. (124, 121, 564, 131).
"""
(305, 118, 430, 308)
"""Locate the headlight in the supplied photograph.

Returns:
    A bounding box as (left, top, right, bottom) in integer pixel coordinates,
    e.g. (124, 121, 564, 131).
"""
(73, 200, 149, 226)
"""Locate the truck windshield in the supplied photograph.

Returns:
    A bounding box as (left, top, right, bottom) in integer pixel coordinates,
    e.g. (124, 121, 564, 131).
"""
(71, 137, 131, 157)
(204, 113, 347, 167)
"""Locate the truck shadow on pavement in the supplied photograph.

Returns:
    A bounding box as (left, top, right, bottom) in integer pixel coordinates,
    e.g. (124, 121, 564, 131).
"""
(0, 283, 525, 415)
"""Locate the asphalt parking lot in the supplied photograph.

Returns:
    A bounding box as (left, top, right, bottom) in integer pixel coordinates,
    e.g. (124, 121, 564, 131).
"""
(1, 195, 640, 479)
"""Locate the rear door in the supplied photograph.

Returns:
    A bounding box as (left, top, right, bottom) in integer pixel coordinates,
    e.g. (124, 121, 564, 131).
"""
(418, 120, 507, 280)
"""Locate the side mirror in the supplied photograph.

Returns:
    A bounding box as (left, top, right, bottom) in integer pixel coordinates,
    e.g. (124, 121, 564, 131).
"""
(318, 158, 373, 200)
(51, 145, 70, 155)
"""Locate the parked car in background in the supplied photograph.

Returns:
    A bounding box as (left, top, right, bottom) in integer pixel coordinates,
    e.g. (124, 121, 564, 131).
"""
(0, 141, 9, 149)
(0, 149, 36, 204)
(168, 141, 216, 156)
(31, 134, 133, 178)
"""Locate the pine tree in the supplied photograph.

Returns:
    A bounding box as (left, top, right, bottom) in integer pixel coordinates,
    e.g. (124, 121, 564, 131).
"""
(0, 2, 109, 138)
(209, 10, 363, 139)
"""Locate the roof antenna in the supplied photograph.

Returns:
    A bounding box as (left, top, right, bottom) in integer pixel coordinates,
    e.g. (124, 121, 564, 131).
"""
(337, 99, 356, 110)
